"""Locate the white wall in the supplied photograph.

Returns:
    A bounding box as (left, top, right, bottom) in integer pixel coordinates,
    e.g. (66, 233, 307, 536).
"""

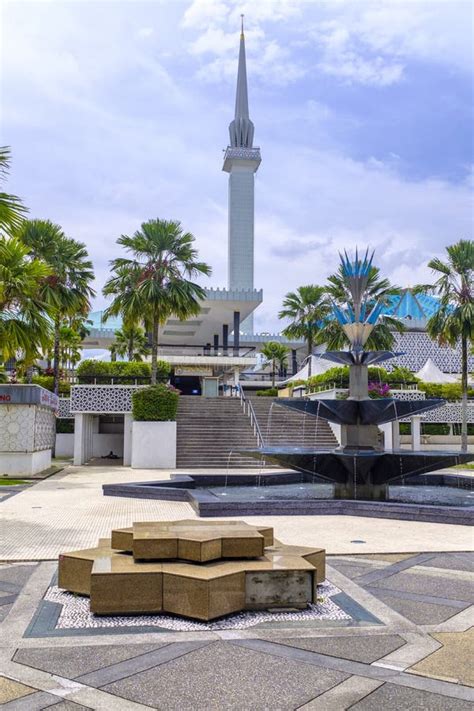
(131, 421, 176, 469)
(92, 433, 123, 457)
(56, 433, 74, 458)
(0, 449, 51, 476)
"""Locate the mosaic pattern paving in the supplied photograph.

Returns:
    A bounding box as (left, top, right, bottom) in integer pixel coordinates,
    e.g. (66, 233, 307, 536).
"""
(43, 581, 350, 631)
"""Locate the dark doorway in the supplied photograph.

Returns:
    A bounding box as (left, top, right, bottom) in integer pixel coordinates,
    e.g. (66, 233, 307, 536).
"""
(171, 375, 202, 395)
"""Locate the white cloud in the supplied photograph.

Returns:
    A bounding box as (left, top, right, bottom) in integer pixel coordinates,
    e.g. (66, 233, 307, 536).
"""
(183, 0, 471, 89)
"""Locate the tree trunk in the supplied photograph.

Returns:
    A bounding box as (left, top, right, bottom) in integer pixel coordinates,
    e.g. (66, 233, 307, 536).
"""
(128, 341, 133, 362)
(53, 317, 61, 396)
(271, 360, 276, 388)
(461, 335, 468, 453)
(151, 319, 159, 385)
(307, 336, 313, 379)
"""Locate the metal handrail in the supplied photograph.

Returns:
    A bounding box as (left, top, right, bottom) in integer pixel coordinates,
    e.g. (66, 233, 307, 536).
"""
(239, 388, 264, 447)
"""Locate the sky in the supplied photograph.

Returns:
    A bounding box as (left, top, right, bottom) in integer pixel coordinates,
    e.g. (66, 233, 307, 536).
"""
(2, 0, 473, 333)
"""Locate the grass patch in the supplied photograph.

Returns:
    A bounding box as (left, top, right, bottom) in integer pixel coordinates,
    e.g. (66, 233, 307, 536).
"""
(453, 463, 474, 470)
(0, 478, 29, 485)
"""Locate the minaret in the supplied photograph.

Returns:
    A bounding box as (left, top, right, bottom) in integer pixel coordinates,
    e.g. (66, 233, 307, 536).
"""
(223, 16, 261, 334)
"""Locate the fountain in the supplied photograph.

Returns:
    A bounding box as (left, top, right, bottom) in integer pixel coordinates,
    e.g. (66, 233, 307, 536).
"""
(103, 250, 473, 523)
(246, 249, 474, 501)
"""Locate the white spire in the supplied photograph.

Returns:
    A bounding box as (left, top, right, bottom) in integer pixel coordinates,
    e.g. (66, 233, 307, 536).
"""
(228, 15, 254, 148)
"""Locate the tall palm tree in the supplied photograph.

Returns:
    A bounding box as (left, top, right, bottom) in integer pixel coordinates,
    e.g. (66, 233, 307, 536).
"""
(103, 219, 211, 384)
(418, 240, 474, 452)
(111, 324, 150, 362)
(279, 285, 330, 366)
(18, 219, 95, 394)
(0, 147, 28, 233)
(319, 265, 404, 351)
(261, 341, 288, 388)
(0, 235, 52, 361)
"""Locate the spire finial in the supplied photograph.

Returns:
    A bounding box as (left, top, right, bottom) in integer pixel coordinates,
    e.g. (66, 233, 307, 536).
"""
(240, 14, 244, 38)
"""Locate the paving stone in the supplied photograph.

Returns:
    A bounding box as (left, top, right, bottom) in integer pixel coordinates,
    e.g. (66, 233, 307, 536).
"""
(0, 604, 13, 623)
(0, 676, 36, 704)
(366, 590, 464, 624)
(409, 629, 474, 686)
(272, 634, 406, 663)
(101, 640, 349, 711)
(327, 560, 374, 580)
(46, 701, 92, 710)
(350, 681, 473, 710)
(356, 554, 416, 563)
(369, 571, 474, 602)
(417, 552, 474, 573)
(13, 643, 166, 679)
(0, 564, 37, 589)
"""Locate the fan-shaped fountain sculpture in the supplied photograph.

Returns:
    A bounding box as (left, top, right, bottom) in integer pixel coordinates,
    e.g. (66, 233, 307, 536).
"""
(246, 249, 474, 501)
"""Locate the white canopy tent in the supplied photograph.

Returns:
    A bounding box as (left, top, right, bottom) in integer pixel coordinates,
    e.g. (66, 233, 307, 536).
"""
(415, 358, 457, 383)
(285, 355, 333, 383)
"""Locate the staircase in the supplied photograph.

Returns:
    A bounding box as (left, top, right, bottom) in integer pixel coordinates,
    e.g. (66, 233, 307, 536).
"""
(248, 397, 339, 449)
(176, 396, 259, 468)
(176, 395, 338, 469)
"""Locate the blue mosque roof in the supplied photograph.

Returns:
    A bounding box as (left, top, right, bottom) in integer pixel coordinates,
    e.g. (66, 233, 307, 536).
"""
(381, 289, 440, 323)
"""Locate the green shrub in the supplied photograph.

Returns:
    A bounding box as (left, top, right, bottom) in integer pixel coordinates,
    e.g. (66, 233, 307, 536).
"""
(56, 418, 74, 433)
(399, 423, 411, 435)
(452, 423, 474, 436)
(421, 423, 450, 435)
(418, 382, 474, 401)
(76, 359, 170, 384)
(32, 375, 70, 395)
(132, 384, 179, 421)
(255, 388, 278, 397)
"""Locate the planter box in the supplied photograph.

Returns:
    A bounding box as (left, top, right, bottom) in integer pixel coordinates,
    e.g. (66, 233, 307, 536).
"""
(131, 421, 177, 469)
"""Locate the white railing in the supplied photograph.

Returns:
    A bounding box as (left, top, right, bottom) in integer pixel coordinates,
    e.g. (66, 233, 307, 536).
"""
(239, 388, 264, 447)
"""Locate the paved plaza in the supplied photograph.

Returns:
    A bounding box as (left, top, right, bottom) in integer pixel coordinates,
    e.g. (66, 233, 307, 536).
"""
(0, 466, 473, 709)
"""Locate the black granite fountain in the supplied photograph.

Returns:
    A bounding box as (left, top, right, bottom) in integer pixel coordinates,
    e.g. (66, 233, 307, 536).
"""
(245, 249, 473, 501)
(103, 250, 474, 523)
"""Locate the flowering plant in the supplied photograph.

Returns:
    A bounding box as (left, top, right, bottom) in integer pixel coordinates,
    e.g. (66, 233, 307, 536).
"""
(368, 381, 391, 398)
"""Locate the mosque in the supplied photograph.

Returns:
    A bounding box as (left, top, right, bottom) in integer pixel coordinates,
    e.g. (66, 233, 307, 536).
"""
(84, 23, 471, 390)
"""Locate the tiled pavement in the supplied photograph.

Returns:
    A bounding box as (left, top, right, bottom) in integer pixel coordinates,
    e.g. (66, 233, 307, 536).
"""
(0, 552, 472, 709)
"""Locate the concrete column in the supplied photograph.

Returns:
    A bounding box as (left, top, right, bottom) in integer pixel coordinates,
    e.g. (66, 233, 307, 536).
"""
(223, 324, 229, 356)
(411, 416, 422, 451)
(123, 414, 133, 466)
(234, 367, 240, 386)
(380, 423, 393, 452)
(392, 420, 401, 450)
(73, 414, 85, 465)
(233, 311, 240, 356)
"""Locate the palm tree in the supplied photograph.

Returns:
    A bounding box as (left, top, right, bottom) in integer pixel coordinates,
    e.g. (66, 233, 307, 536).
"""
(18, 219, 95, 394)
(103, 219, 211, 384)
(319, 264, 404, 351)
(58, 324, 83, 371)
(0, 235, 52, 361)
(111, 324, 150, 362)
(418, 240, 474, 452)
(278, 286, 330, 377)
(261, 341, 288, 388)
(0, 147, 28, 233)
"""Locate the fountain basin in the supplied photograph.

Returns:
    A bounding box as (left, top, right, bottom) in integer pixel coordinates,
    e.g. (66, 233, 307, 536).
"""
(103, 469, 474, 525)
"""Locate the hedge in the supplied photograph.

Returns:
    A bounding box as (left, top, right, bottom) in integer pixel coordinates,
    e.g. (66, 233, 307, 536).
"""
(76, 359, 170, 384)
(255, 388, 278, 397)
(306, 365, 418, 391)
(418, 382, 474, 401)
(31, 375, 70, 395)
(56, 418, 74, 433)
(132, 384, 179, 421)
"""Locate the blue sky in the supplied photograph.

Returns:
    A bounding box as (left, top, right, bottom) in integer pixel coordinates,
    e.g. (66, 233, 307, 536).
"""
(2, 0, 473, 332)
